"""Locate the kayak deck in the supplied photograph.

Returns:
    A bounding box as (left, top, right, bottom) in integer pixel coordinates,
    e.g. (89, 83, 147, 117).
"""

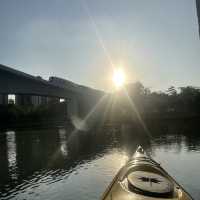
(101, 146, 193, 200)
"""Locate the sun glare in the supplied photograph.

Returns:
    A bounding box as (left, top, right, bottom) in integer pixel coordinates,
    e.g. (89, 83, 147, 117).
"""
(113, 68, 125, 88)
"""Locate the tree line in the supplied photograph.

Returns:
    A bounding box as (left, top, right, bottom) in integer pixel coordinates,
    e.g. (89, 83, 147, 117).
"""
(105, 82, 200, 122)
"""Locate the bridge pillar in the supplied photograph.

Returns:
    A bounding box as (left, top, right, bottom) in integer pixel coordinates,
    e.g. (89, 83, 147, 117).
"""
(0, 94, 8, 105)
(47, 97, 60, 104)
(15, 95, 32, 106)
(67, 98, 79, 118)
(31, 96, 47, 106)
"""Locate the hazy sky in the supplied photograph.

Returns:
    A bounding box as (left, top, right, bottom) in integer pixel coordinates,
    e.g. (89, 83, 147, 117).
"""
(0, 0, 199, 91)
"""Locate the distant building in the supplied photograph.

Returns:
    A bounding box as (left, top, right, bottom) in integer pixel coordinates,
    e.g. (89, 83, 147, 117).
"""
(197, 0, 200, 36)
(0, 94, 8, 105)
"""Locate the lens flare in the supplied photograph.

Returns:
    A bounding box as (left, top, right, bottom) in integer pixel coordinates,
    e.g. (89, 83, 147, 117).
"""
(113, 68, 125, 88)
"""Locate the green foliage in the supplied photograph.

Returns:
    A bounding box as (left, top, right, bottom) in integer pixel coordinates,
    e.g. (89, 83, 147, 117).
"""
(106, 83, 200, 122)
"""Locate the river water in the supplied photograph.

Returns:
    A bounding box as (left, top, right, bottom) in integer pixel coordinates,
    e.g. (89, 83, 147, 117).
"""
(0, 120, 200, 200)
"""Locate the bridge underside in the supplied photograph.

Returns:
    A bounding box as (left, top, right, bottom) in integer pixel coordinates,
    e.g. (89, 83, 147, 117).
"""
(0, 64, 104, 119)
(0, 65, 76, 99)
(0, 65, 79, 116)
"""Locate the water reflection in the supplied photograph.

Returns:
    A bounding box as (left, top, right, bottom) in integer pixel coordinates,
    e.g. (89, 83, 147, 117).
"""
(6, 131, 17, 180)
(0, 119, 200, 199)
(59, 129, 68, 157)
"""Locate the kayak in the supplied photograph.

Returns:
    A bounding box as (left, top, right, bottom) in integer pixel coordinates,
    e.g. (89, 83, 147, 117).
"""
(101, 146, 193, 200)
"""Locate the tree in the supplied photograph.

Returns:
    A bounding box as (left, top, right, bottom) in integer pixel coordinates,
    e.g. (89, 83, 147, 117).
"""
(166, 86, 177, 96)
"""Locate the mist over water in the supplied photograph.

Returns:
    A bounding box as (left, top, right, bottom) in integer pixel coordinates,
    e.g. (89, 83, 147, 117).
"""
(0, 120, 200, 200)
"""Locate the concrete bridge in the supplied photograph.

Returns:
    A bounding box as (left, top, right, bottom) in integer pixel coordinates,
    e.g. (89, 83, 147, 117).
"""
(0, 64, 103, 118)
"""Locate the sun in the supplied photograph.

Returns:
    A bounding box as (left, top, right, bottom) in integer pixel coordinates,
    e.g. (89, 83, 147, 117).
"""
(113, 68, 126, 88)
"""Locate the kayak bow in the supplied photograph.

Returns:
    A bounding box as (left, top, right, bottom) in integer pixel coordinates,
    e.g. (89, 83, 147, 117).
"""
(101, 146, 193, 200)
